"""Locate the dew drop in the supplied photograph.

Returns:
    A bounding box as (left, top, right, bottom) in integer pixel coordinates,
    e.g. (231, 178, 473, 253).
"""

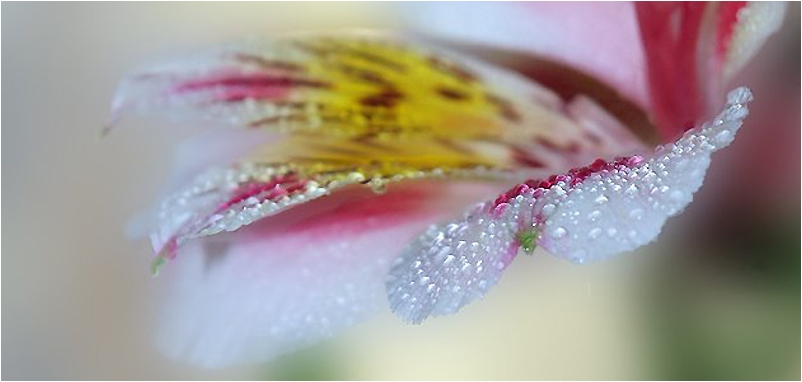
(669, 190, 685, 201)
(434, 246, 451, 261)
(595, 195, 609, 204)
(589, 227, 602, 239)
(368, 179, 388, 194)
(443, 254, 455, 266)
(714, 129, 732, 145)
(552, 227, 568, 239)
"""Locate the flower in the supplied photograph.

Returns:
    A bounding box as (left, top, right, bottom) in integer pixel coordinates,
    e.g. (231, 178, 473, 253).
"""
(108, 2, 786, 368)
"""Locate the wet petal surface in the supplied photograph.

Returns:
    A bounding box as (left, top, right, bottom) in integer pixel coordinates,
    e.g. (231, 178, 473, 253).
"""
(387, 87, 753, 323)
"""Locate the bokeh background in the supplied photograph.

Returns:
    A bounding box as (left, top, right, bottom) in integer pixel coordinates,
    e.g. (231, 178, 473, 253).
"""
(3, 2, 799, 380)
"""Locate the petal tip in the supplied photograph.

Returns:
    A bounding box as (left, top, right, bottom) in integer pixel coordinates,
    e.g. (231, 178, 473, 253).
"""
(386, 215, 517, 324)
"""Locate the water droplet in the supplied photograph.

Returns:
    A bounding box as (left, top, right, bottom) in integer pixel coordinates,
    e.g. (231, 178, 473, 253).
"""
(589, 227, 602, 239)
(714, 129, 732, 145)
(595, 195, 609, 204)
(368, 179, 387, 194)
(434, 245, 451, 261)
(588, 210, 602, 221)
(347, 172, 366, 182)
(443, 254, 455, 266)
(552, 227, 568, 239)
(625, 184, 639, 195)
(541, 203, 556, 215)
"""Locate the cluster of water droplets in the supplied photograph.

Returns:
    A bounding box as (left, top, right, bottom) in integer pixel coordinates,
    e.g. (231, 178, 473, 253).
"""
(151, 163, 327, 254)
(541, 87, 752, 262)
(386, 198, 522, 324)
(386, 87, 752, 323)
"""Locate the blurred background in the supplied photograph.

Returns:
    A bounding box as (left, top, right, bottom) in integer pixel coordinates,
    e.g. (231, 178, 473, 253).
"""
(3, 2, 799, 380)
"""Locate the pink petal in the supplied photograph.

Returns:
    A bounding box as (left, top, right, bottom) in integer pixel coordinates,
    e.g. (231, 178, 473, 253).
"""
(401, 2, 650, 110)
(155, 180, 506, 368)
(635, 2, 785, 138)
(401, 2, 785, 141)
(386, 87, 752, 323)
(106, 43, 321, 132)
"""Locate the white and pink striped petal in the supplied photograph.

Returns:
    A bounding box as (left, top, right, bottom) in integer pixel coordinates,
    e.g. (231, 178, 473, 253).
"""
(386, 87, 753, 323)
(154, 180, 505, 368)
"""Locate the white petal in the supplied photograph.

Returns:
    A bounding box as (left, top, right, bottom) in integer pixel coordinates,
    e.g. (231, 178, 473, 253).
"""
(153, 181, 505, 368)
(541, 87, 753, 262)
(387, 87, 753, 323)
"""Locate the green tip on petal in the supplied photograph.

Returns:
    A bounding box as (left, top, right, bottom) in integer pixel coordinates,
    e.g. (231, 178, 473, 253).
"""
(150, 255, 167, 277)
(517, 227, 539, 255)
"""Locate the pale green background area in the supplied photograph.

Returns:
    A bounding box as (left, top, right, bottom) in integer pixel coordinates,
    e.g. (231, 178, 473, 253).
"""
(3, 2, 799, 380)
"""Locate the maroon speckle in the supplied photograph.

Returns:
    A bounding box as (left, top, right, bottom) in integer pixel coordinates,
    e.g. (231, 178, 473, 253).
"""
(536, 137, 561, 151)
(437, 87, 470, 101)
(360, 89, 404, 108)
(511, 147, 545, 168)
(428, 55, 477, 82)
(536, 137, 582, 154)
(485, 93, 522, 123)
(231, 53, 305, 72)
